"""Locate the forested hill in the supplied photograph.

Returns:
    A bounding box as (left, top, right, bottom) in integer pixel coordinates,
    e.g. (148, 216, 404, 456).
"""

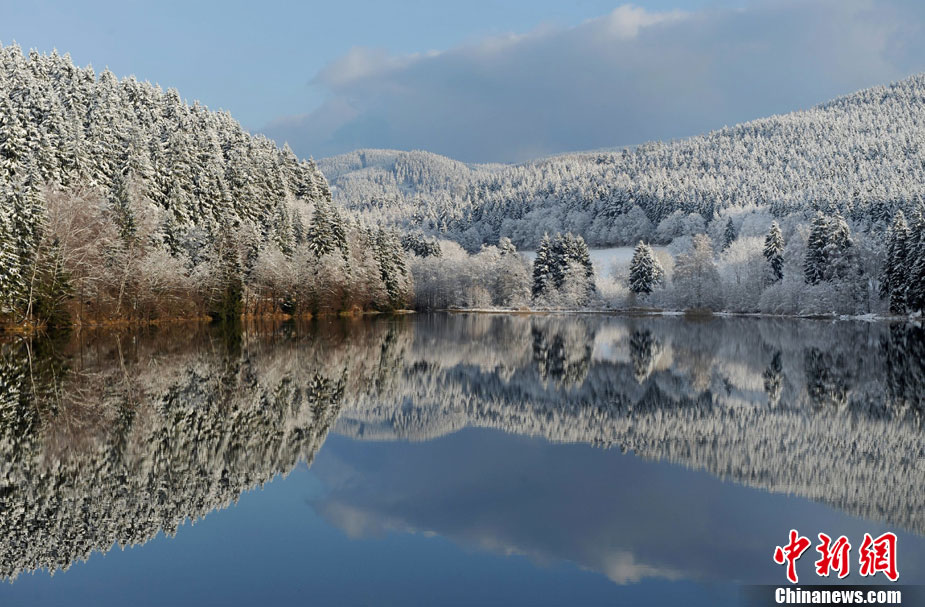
(0, 44, 412, 328)
(322, 73, 925, 250)
(0, 44, 329, 228)
(318, 149, 505, 226)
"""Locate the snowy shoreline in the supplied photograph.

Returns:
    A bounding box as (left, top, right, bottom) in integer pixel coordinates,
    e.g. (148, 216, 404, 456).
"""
(444, 307, 906, 323)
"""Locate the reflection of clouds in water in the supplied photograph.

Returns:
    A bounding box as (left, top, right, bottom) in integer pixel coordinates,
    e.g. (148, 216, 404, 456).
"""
(318, 497, 685, 585)
(600, 553, 684, 585)
(311, 431, 925, 587)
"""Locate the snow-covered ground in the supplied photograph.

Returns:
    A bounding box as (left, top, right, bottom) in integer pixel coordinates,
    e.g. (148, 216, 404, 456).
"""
(521, 247, 666, 278)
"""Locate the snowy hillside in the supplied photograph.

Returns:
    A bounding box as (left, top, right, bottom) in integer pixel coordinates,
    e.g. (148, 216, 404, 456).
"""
(321, 74, 925, 250)
(0, 43, 413, 326)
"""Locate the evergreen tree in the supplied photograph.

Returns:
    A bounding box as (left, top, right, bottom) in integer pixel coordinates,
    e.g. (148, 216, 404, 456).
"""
(271, 203, 294, 256)
(8, 169, 47, 318)
(532, 233, 553, 298)
(880, 211, 909, 314)
(532, 232, 595, 305)
(804, 212, 830, 285)
(109, 169, 137, 242)
(307, 201, 348, 258)
(374, 229, 410, 310)
(553, 233, 594, 294)
(498, 237, 517, 257)
(400, 231, 441, 257)
(825, 212, 855, 281)
(210, 227, 243, 324)
(906, 211, 925, 314)
(763, 221, 784, 283)
(629, 241, 664, 295)
(722, 217, 737, 251)
(0, 94, 28, 181)
(0, 201, 23, 318)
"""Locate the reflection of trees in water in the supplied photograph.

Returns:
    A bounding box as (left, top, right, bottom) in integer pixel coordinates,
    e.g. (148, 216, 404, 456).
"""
(531, 318, 593, 388)
(763, 351, 783, 406)
(804, 347, 852, 408)
(3, 314, 925, 580)
(336, 314, 925, 536)
(882, 324, 925, 423)
(629, 329, 662, 383)
(0, 320, 399, 581)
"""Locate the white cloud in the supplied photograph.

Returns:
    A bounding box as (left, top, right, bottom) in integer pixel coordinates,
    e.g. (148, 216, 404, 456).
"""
(264, 0, 925, 163)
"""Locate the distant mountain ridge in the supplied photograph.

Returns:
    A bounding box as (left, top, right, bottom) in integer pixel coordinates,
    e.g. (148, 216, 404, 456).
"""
(320, 74, 925, 249)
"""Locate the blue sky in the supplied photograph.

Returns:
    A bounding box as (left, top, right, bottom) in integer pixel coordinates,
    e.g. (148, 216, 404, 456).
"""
(3, 0, 925, 162)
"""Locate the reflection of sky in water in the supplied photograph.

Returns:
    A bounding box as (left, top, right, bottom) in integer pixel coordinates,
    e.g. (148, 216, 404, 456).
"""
(3, 426, 920, 606)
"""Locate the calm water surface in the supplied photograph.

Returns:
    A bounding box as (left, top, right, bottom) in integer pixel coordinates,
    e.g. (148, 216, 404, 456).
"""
(0, 314, 923, 606)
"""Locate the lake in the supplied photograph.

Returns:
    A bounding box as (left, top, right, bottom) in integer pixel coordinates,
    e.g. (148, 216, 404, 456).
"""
(0, 313, 923, 606)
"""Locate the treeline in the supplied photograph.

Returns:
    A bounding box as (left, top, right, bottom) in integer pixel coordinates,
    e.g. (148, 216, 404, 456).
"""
(404, 231, 595, 310)
(619, 209, 893, 315)
(404, 204, 916, 316)
(0, 44, 411, 330)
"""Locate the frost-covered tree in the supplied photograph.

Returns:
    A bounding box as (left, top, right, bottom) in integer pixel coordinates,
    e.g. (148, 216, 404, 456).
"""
(673, 234, 722, 310)
(109, 169, 136, 242)
(533, 232, 595, 306)
(905, 211, 925, 314)
(804, 212, 855, 285)
(722, 218, 737, 251)
(374, 229, 412, 310)
(763, 221, 784, 283)
(804, 213, 830, 285)
(880, 211, 909, 314)
(401, 231, 441, 258)
(629, 241, 664, 295)
(0, 203, 23, 317)
(532, 233, 554, 299)
(307, 200, 348, 259)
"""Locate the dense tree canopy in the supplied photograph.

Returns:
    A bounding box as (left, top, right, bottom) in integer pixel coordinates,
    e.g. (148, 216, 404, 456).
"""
(322, 73, 925, 250)
(0, 43, 411, 327)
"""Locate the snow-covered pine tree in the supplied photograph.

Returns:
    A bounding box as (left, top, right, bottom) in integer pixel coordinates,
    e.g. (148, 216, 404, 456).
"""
(210, 225, 243, 323)
(880, 211, 909, 314)
(763, 221, 784, 283)
(498, 237, 517, 257)
(374, 228, 410, 310)
(271, 203, 294, 256)
(0, 93, 29, 182)
(905, 210, 925, 314)
(400, 231, 441, 258)
(566, 233, 595, 297)
(804, 212, 830, 285)
(531, 233, 553, 298)
(825, 212, 855, 282)
(629, 241, 664, 295)
(553, 233, 594, 292)
(109, 169, 137, 242)
(291, 207, 305, 246)
(722, 217, 737, 251)
(307, 201, 348, 259)
(0, 200, 23, 318)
